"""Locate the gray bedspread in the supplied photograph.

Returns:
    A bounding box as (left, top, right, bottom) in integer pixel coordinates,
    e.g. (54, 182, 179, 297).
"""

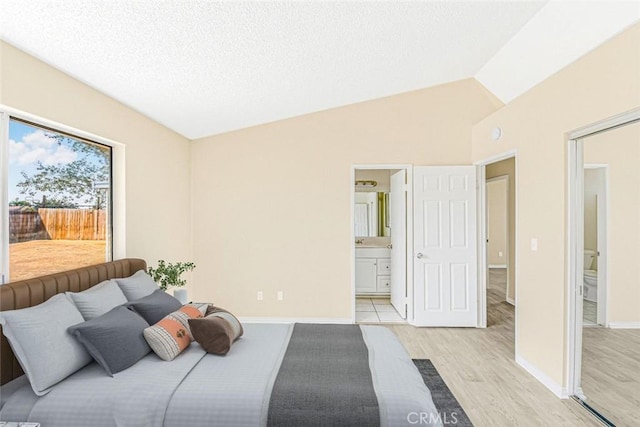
(0, 323, 442, 427)
(164, 323, 293, 426)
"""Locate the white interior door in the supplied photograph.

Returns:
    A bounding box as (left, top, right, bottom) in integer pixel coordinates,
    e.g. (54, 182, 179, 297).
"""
(390, 170, 407, 318)
(413, 166, 477, 326)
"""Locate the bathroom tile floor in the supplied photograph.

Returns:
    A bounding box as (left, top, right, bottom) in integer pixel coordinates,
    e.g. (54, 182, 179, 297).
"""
(356, 297, 405, 323)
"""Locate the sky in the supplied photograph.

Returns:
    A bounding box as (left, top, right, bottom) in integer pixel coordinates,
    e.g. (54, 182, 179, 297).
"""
(8, 120, 106, 204)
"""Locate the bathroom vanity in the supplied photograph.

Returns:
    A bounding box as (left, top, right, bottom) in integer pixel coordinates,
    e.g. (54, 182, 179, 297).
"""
(355, 247, 391, 295)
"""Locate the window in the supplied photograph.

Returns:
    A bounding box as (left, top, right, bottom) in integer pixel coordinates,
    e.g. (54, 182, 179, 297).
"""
(2, 117, 112, 283)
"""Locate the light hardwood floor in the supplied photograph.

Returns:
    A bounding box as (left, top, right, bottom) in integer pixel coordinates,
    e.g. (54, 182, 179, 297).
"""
(385, 269, 601, 426)
(581, 327, 640, 426)
(583, 300, 597, 325)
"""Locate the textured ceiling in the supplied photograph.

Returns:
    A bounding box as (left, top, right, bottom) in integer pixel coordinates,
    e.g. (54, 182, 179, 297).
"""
(0, 1, 636, 139)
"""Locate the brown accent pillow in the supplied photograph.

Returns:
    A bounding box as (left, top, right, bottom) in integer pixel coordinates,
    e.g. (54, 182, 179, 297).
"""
(205, 306, 244, 338)
(189, 316, 235, 355)
(189, 306, 243, 355)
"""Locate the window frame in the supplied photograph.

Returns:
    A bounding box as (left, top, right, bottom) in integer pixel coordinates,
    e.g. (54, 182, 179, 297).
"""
(0, 106, 126, 284)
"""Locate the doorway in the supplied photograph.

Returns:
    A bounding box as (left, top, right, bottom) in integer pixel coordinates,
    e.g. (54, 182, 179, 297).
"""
(352, 164, 480, 327)
(486, 176, 510, 308)
(477, 153, 517, 331)
(352, 165, 411, 324)
(485, 159, 516, 332)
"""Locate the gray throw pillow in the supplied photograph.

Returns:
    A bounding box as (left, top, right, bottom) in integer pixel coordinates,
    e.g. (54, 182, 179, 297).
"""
(126, 289, 183, 325)
(115, 270, 159, 301)
(0, 294, 92, 396)
(66, 279, 128, 320)
(67, 306, 151, 376)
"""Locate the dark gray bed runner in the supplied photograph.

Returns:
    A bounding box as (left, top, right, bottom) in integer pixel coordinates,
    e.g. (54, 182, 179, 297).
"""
(267, 323, 380, 427)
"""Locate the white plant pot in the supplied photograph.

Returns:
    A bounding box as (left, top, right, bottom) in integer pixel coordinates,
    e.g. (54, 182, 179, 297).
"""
(173, 288, 188, 304)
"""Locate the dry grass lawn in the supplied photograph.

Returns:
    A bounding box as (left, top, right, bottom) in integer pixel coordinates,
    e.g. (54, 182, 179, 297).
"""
(9, 240, 107, 282)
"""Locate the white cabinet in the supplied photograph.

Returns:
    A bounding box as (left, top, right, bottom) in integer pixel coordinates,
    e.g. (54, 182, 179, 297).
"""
(377, 259, 391, 275)
(376, 276, 391, 292)
(355, 258, 377, 293)
(356, 248, 391, 295)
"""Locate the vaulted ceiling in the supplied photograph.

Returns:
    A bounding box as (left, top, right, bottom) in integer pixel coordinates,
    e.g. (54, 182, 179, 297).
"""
(1, 1, 638, 139)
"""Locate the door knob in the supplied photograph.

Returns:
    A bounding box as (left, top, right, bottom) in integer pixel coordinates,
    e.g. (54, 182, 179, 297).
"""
(416, 253, 424, 259)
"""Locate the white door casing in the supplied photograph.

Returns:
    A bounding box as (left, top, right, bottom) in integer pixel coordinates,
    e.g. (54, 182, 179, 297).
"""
(390, 170, 407, 318)
(413, 166, 478, 327)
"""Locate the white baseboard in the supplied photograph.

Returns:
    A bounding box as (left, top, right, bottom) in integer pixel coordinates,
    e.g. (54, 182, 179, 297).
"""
(516, 355, 568, 399)
(239, 317, 353, 324)
(488, 264, 507, 269)
(506, 297, 515, 306)
(608, 322, 640, 329)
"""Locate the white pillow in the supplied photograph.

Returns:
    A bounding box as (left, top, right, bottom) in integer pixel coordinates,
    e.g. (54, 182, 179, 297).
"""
(0, 294, 92, 396)
(66, 279, 128, 320)
(115, 270, 160, 301)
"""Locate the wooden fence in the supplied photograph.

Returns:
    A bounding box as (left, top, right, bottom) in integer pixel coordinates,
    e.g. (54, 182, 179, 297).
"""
(9, 208, 106, 243)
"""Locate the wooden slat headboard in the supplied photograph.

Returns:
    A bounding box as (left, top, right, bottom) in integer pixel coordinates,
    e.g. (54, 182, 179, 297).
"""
(0, 258, 147, 385)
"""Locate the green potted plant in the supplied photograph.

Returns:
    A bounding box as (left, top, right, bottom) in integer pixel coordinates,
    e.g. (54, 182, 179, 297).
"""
(147, 260, 196, 303)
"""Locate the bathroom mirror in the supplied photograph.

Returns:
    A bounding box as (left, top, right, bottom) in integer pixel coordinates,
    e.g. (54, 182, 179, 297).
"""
(354, 191, 389, 237)
(577, 120, 640, 425)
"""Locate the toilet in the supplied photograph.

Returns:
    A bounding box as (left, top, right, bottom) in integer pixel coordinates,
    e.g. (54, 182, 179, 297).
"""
(583, 249, 598, 302)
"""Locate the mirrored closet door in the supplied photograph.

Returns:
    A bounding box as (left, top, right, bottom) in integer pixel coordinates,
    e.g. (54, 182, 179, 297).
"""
(574, 118, 640, 426)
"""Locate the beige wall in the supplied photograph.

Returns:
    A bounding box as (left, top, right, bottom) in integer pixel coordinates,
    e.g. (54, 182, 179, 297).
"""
(487, 178, 508, 266)
(191, 79, 501, 318)
(584, 122, 640, 324)
(1, 41, 192, 268)
(471, 23, 640, 388)
(486, 157, 516, 302)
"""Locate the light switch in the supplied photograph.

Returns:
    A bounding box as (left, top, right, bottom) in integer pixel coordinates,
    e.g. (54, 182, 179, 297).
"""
(531, 238, 538, 251)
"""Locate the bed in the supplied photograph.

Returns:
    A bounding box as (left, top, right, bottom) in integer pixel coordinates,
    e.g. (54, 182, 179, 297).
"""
(0, 259, 442, 426)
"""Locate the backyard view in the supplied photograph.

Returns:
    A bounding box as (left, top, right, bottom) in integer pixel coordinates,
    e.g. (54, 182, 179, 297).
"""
(10, 240, 106, 282)
(7, 119, 111, 282)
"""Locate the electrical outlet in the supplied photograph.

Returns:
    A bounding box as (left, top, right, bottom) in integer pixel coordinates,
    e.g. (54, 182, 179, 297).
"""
(498, 251, 503, 257)
(277, 291, 284, 301)
(257, 291, 263, 301)
(531, 238, 538, 251)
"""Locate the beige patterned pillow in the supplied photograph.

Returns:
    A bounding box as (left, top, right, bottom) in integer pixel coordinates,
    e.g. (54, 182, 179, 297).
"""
(192, 302, 209, 317)
(143, 304, 204, 361)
